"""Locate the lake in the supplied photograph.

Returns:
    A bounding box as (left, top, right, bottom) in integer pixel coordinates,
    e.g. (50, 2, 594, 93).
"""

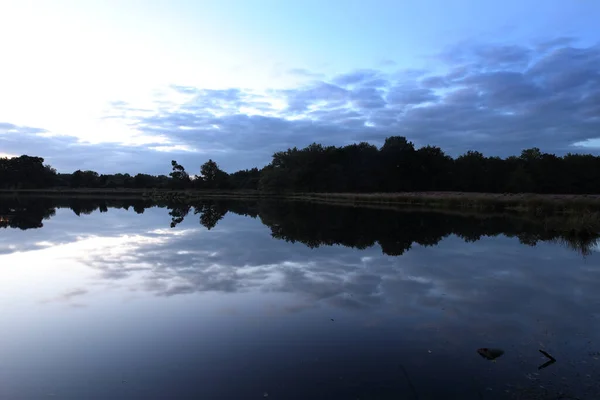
(1, 196, 600, 399)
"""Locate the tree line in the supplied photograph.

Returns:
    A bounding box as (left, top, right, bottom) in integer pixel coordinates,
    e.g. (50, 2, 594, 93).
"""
(1, 196, 596, 255)
(258, 138, 600, 193)
(3, 136, 600, 193)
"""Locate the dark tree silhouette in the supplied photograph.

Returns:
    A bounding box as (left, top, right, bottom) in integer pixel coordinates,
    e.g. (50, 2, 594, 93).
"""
(230, 168, 261, 190)
(200, 159, 230, 189)
(258, 138, 600, 194)
(71, 170, 100, 188)
(0, 156, 57, 189)
(169, 160, 191, 189)
(4, 136, 600, 194)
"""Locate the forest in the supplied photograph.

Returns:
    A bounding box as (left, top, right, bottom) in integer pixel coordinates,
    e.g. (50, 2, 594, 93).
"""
(2, 136, 600, 194)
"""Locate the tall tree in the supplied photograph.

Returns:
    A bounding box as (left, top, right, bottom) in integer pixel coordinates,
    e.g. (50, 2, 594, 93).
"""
(169, 160, 190, 188)
(200, 159, 230, 189)
(379, 136, 416, 192)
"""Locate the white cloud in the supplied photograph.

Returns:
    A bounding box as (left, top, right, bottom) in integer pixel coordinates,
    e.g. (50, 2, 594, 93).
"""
(1, 35, 600, 174)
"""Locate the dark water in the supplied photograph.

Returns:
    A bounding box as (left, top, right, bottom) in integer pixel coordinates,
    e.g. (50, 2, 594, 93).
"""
(1, 197, 600, 399)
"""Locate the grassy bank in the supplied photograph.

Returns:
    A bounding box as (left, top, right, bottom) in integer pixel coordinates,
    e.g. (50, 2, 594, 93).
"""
(5, 188, 600, 214)
(287, 192, 600, 213)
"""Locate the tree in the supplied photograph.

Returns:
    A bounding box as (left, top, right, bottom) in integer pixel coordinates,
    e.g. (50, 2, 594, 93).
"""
(507, 165, 534, 193)
(258, 165, 289, 192)
(169, 160, 190, 188)
(379, 136, 416, 192)
(454, 151, 488, 192)
(200, 159, 230, 189)
(134, 173, 158, 189)
(5, 135, 600, 195)
(230, 168, 261, 190)
(414, 145, 452, 191)
(0, 155, 57, 189)
(69, 170, 99, 188)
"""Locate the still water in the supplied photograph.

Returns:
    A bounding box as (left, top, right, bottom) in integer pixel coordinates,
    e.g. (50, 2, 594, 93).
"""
(1, 197, 600, 399)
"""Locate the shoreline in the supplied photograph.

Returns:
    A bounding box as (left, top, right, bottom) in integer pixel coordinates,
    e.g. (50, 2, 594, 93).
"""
(2, 189, 600, 235)
(286, 191, 600, 214)
(3, 189, 600, 212)
(4, 188, 600, 211)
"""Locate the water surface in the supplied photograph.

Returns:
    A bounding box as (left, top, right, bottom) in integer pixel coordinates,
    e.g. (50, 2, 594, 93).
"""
(1, 197, 600, 399)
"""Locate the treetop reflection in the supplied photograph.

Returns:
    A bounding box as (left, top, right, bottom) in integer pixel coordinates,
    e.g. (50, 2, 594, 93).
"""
(1, 195, 598, 256)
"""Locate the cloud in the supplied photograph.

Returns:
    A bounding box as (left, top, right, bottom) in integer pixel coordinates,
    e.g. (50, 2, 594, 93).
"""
(169, 85, 201, 95)
(535, 36, 577, 52)
(0, 122, 47, 135)
(332, 69, 381, 86)
(3, 38, 600, 172)
(350, 87, 386, 109)
(386, 86, 438, 106)
(132, 39, 600, 163)
(0, 127, 179, 174)
(0, 122, 17, 130)
(287, 68, 325, 79)
(283, 81, 349, 112)
(420, 76, 448, 88)
(474, 44, 532, 67)
(378, 59, 397, 67)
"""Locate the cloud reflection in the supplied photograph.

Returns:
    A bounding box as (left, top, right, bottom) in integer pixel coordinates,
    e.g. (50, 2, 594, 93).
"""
(2, 200, 600, 400)
(41, 288, 89, 308)
(0, 197, 599, 345)
(44, 217, 600, 333)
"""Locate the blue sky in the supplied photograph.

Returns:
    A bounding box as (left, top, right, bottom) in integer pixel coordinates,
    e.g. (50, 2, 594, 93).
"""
(1, 0, 599, 174)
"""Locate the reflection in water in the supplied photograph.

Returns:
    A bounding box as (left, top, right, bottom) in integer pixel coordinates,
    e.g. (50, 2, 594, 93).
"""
(1, 196, 600, 399)
(168, 204, 191, 228)
(2, 195, 598, 256)
(0, 196, 56, 229)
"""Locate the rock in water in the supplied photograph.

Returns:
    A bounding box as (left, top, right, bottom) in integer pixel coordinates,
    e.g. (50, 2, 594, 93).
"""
(477, 347, 505, 360)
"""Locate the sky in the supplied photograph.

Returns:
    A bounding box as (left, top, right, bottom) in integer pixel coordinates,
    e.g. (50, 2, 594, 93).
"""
(0, 0, 599, 174)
